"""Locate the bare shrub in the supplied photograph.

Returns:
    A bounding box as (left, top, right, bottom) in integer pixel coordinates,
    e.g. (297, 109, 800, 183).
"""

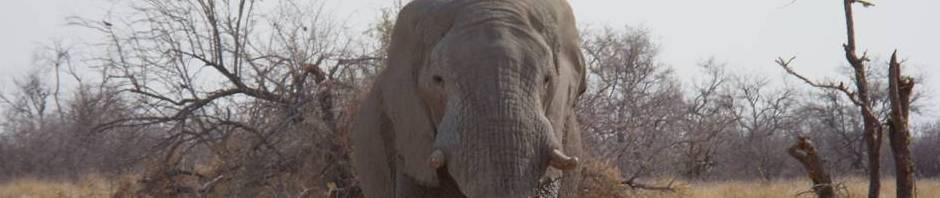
(61, 0, 381, 196)
(578, 26, 685, 184)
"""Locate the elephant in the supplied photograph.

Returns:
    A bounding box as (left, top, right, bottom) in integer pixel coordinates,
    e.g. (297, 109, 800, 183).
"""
(350, 0, 586, 197)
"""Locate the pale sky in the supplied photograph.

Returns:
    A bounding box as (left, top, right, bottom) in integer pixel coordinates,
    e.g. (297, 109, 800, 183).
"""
(1, 0, 938, 117)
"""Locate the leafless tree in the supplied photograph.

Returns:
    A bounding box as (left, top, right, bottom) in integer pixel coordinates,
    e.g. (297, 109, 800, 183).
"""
(578, 26, 685, 191)
(0, 67, 153, 181)
(64, 0, 379, 196)
(885, 52, 916, 198)
(799, 90, 866, 173)
(912, 121, 940, 177)
(728, 74, 800, 181)
(677, 59, 737, 180)
(776, 1, 918, 197)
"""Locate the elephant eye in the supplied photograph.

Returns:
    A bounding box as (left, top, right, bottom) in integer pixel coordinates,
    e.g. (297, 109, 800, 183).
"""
(542, 75, 552, 91)
(432, 75, 444, 84)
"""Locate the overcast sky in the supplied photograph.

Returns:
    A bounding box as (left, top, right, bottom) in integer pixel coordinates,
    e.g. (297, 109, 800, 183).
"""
(1, 0, 937, 116)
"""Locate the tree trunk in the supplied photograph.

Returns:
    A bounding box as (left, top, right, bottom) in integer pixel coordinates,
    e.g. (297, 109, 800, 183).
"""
(841, 1, 882, 197)
(788, 136, 835, 198)
(863, 119, 882, 198)
(887, 51, 915, 198)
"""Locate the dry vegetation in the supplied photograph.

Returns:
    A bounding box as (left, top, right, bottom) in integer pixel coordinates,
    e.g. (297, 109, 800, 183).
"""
(678, 178, 940, 198)
(0, 175, 126, 198)
(580, 161, 940, 198)
(4, 174, 939, 198)
(575, 159, 940, 198)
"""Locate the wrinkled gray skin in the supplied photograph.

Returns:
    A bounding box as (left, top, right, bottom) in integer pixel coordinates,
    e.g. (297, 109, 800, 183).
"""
(350, 0, 585, 197)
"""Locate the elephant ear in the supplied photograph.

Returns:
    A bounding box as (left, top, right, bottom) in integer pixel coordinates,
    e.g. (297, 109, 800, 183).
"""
(542, 0, 585, 196)
(378, 1, 441, 186)
(553, 0, 587, 99)
(539, 0, 586, 141)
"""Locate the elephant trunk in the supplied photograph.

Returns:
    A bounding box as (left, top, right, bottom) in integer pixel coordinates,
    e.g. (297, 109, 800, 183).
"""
(437, 117, 543, 197)
(430, 94, 575, 198)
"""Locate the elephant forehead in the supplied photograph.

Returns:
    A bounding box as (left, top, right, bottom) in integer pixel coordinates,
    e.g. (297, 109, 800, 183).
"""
(449, 1, 552, 41)
(452, 1, 528, 28)
(434, 32, 550, 89)
(422, 1, 554, 65)
(434, 21, 551, 70)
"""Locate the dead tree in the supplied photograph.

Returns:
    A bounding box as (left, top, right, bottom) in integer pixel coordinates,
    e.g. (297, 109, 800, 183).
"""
(788, 136, 835, 198)
(840, 2, 882, 197)
(775, 0, 886, 197)
(886, 51, 915, 198)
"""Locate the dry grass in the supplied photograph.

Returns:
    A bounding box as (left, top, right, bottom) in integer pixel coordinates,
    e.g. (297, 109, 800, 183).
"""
(0, 175, 128, 198)
(577, 161, 940, 198)
(2, 174, 939, 198)
(630, 177, 940, 198)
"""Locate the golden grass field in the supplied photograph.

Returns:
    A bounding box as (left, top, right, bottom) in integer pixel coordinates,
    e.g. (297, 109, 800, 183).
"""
(620, 177, 940, 198)
(0, 175, 938, 198)
(0, 175, 121, 198)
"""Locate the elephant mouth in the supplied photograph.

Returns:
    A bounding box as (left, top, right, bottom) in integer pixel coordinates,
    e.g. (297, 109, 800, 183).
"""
(433, 167, 564, 198)
(428, 142, 575, 197)
(428, 148, 579, 174)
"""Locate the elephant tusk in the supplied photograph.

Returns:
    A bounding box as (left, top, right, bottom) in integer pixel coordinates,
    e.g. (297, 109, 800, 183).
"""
(429, 150, 445, 169)
(549, 149, 579, 170)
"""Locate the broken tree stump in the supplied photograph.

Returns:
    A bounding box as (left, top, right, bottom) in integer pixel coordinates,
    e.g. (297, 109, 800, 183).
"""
(787, 136, 835, 198)
(886, 51, 915, 198)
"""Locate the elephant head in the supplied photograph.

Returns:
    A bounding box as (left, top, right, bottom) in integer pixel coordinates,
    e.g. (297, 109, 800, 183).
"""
(351, 0, 585, 197)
